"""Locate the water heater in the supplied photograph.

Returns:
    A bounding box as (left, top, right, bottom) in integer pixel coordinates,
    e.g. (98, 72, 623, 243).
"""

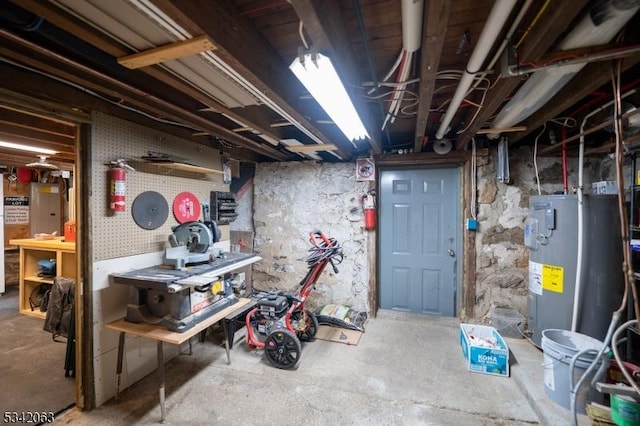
(526, 195, 624, 346)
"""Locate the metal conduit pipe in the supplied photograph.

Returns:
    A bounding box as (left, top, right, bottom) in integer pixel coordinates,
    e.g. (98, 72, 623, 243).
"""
(435, 0, 517, 140)
(490, 0, 640, 137)
(506, 44, 640, 76)
(470, 0, 535, 92)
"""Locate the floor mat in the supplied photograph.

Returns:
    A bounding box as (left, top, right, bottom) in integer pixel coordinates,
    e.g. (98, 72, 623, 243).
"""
(315, 325, 363, 345)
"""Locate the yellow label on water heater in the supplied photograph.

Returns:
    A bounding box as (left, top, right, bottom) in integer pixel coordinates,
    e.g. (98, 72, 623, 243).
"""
(542, 264, 564, 293)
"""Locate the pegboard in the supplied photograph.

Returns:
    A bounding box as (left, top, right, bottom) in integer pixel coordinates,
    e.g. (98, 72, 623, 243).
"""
(91, 112, 229, 261)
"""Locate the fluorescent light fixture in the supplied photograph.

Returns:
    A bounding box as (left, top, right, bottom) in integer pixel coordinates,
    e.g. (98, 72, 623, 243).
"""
(0, 140, 58, 155)
(290, 53, 369, 142)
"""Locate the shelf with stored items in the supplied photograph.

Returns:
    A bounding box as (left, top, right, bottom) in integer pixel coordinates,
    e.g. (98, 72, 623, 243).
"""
(9, 237, 76, 319)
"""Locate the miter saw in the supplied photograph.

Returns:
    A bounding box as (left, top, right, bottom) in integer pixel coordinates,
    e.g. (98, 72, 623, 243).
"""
(164, 219, 222, 269)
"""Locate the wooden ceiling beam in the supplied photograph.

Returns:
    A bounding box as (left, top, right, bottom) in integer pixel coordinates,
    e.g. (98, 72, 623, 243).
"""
(287, 143, 337, 153)
(0, 107, 76, 138)
(0, 88, 90, 125)
(510, 56, 640, 144)
(0, 125, 75, 148)
(150, 0, 352, 158)
(117, 35, 216, 69)
(10, 0, 289, 156)
(455, 0, 590, 150)
(414, 0, 451, 152)
(0, 30, 291, 162)
(0, 61, 269, 163)
(290, 0, 381, 155)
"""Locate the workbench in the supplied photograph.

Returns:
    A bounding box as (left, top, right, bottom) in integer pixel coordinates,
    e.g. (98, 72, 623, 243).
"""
(105, 297, 252, 422)
(9, 237, 76, 318)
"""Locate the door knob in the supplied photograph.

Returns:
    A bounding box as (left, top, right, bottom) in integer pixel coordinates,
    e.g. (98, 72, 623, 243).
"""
(447, 249, 455, 257)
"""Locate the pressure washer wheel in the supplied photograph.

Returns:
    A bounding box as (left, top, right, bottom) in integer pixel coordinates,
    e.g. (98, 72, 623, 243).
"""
(294, 310, 319, 342)
(264, 329, 302, 369)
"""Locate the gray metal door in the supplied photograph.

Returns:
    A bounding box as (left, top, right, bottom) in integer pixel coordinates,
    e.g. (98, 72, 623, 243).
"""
(379, 167, 460, 316)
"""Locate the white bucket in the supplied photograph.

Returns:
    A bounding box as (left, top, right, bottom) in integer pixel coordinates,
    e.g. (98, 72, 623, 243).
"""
(541, 329, 606, 413)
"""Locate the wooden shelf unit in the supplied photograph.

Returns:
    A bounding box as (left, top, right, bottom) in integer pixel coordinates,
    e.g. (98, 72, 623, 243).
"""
(9, 238, 76, 319)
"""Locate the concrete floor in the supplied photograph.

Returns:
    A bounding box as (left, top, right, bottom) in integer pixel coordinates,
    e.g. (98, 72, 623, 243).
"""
(54, 310, 591, 425)
(0, 285, 75, 415)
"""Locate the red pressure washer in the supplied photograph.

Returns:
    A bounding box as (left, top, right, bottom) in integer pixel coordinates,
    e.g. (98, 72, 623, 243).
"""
(245, 231, 343, 369)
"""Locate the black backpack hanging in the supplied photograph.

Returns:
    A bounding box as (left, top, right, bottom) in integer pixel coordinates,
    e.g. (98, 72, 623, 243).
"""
(43, 277, 75, 342)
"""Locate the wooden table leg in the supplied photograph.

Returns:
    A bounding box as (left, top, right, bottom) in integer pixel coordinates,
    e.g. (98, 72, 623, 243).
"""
(158, 341, 165, 423)
(115, 332, 125, 400)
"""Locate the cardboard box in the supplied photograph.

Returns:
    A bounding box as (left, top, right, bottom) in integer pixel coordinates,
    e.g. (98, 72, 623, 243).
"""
(591, 181, 617, 195)
(459, 323, 510, 377)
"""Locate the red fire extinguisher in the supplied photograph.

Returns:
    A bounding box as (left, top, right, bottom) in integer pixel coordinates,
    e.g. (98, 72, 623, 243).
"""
(109, 159, 134, 213)
(362, 191, 376, 230)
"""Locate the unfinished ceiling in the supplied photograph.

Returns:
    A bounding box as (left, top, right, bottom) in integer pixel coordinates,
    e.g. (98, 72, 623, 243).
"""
(1, 0, 640, 167)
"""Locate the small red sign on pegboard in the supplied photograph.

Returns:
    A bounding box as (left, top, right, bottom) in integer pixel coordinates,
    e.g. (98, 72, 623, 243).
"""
(172, 191, 201, 223)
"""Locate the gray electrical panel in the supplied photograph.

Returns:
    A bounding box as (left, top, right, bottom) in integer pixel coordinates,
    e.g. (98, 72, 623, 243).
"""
(527, 194, 624, 345)
(29, 183, 62, 236)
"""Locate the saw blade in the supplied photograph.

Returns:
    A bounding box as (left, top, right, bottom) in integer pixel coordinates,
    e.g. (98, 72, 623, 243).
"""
(131, 191, 169, 230)
(173, 191, 201, 224)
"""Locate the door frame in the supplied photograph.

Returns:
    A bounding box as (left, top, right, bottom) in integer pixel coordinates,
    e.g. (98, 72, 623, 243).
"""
(0, 93, 93, 409)
(372, 150, 481, 319)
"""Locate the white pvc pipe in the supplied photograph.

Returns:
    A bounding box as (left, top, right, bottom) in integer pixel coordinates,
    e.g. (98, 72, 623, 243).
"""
(401, 0, 424, 53)
(435, 0, 517, 139)
(491, 0, 640, 135)
(485, 0, 534, 73)
(573, 122, 586, 332)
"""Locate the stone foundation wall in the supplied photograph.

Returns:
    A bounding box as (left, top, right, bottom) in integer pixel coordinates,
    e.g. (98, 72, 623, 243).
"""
(473, 145, 622, 320)
(252, 151, 626, 318)
(4, 249, 19, 286)
(253, 162, 371, 313)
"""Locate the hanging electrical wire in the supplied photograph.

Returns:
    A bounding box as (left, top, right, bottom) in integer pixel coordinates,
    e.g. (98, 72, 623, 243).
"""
(549, 116, 577, 128)
(513, 0, 551, 50)
(533, 123, 546, 196)
(298, 21, 309, 50)
(380, 49, 414, 130)
(0, 57, 197, 130)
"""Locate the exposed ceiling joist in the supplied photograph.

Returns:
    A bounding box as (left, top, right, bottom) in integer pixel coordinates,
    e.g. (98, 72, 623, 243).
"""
(0, 137, 74, 160)
(287, 143, 337, 153)
(414, 0, 451, 152)
(0, 61, 268, 163)
(511, 56, 640, 144)
(117, 34, 216, 69)
(455, 0, 590, 150)
(151, 0, 352, 158)
(290, 0, 381, 155)
(3, 0, 639, 162)
(0, 29, 292, 162)
(0, 107, 76, 139)
(10, 0, 290, 156)
(475, 126, 526, 135)
(0, 125, 73, 148)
